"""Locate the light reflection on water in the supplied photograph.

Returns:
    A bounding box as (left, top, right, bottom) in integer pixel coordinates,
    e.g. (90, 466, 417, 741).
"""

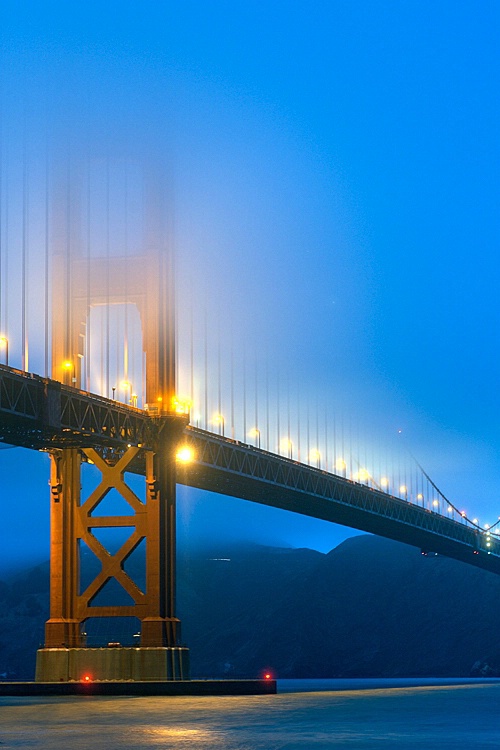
(1, 680, 500, 749)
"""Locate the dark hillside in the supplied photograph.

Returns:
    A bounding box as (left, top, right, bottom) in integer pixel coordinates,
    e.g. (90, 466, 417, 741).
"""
(1, 537, 500, 680)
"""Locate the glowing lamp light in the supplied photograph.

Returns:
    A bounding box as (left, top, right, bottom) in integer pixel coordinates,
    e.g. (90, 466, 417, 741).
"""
(461, 511, 467, 517)
(447, 506, 453, 513)
(399, 485, 407, 494)
(63, 360, 73, 370)
(176, 446, 195, 464)
(357, 468, 369, 482)
(264, 673, 272, 680)
(249, 428, 261, 448)
(433, 500, 439, 508)
(417, 493, 423, 500)
(82, 674, 92, 683)
(380, 477, 389, 487)
(172, 396, 192, 415)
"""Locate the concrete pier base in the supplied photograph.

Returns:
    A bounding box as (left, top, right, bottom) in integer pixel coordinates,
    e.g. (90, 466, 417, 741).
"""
(0, 679, 277, 696)
(35, 646, 190, 682)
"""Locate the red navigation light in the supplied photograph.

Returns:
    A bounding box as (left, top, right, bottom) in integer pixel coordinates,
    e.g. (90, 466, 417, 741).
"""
(82, 674, 92, 683)
(265, 673, 272, 680)
(262, 670, 273, 680)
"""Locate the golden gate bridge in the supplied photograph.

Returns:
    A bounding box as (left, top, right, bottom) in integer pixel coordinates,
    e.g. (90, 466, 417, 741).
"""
(0, 154, 497, 686)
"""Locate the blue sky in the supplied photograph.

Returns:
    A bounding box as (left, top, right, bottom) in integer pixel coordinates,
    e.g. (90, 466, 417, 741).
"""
(1, 2, 499, 572)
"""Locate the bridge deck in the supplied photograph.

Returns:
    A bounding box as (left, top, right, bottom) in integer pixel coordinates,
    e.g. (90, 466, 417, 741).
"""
(0, 366, 496, 574)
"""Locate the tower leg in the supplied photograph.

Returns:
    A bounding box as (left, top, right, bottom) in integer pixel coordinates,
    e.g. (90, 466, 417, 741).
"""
(142, 429, 181, 646)
(43, 449, 83, 648)
(36, 434, 189, 682)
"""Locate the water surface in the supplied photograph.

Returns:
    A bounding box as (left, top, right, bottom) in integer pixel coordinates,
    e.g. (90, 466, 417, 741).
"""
(1, 679, 499, 748)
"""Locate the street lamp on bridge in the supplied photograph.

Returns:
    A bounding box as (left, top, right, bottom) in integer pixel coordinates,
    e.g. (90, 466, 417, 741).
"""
(62, 360, 76, 385)
(249, 427, 261, 448)
(213, 413, 225, 437)
(335, 457, 347, 477)
(121, 380, 132, 404)
(309, 449, 321, 468)
(280, 438, 293, 459)
(0, 336, 9, 366)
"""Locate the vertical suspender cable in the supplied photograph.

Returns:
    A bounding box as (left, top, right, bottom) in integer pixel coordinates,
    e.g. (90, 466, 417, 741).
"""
(65, 156, 72, 379)
(306, 401, 310, 464)
(324, 403, 329, 472)
(265, 353, 269, 452)
(86, 157, 91, 392)
(230, 323, 234, 439)
(190, 304, 194, 409)
(286, 373, 290, 451)
(105, 158, 110, 398)
(242, 341, 247, 440)
(254, 348, 258, 442)
(217, 323, 221, 424)
(276, 369, 280, 455)
(124, 162, 129, 389)
(4, 151, 8, 342)
(44, 144, 50, 377)
(22, 131, 28, 371)
(0, 121, 3, 337)
(316, 397, 319, 466)
(296, 381, 301, 463)
(203, 300, 208, 430)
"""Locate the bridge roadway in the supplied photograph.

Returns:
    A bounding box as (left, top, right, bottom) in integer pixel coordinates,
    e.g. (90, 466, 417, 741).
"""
(0, 364, 497, 574)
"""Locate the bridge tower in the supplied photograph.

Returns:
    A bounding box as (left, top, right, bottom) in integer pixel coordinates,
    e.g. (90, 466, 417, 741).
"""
(36, 162, 190, 682)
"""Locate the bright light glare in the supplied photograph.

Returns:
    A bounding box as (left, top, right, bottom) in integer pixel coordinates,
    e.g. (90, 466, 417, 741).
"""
(380, 477, 389, 487)
(399, 485, 407, 494)
(172, 396, 192, 415)
(176, 446, 195, 464)
(63, 360, 73, 369)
